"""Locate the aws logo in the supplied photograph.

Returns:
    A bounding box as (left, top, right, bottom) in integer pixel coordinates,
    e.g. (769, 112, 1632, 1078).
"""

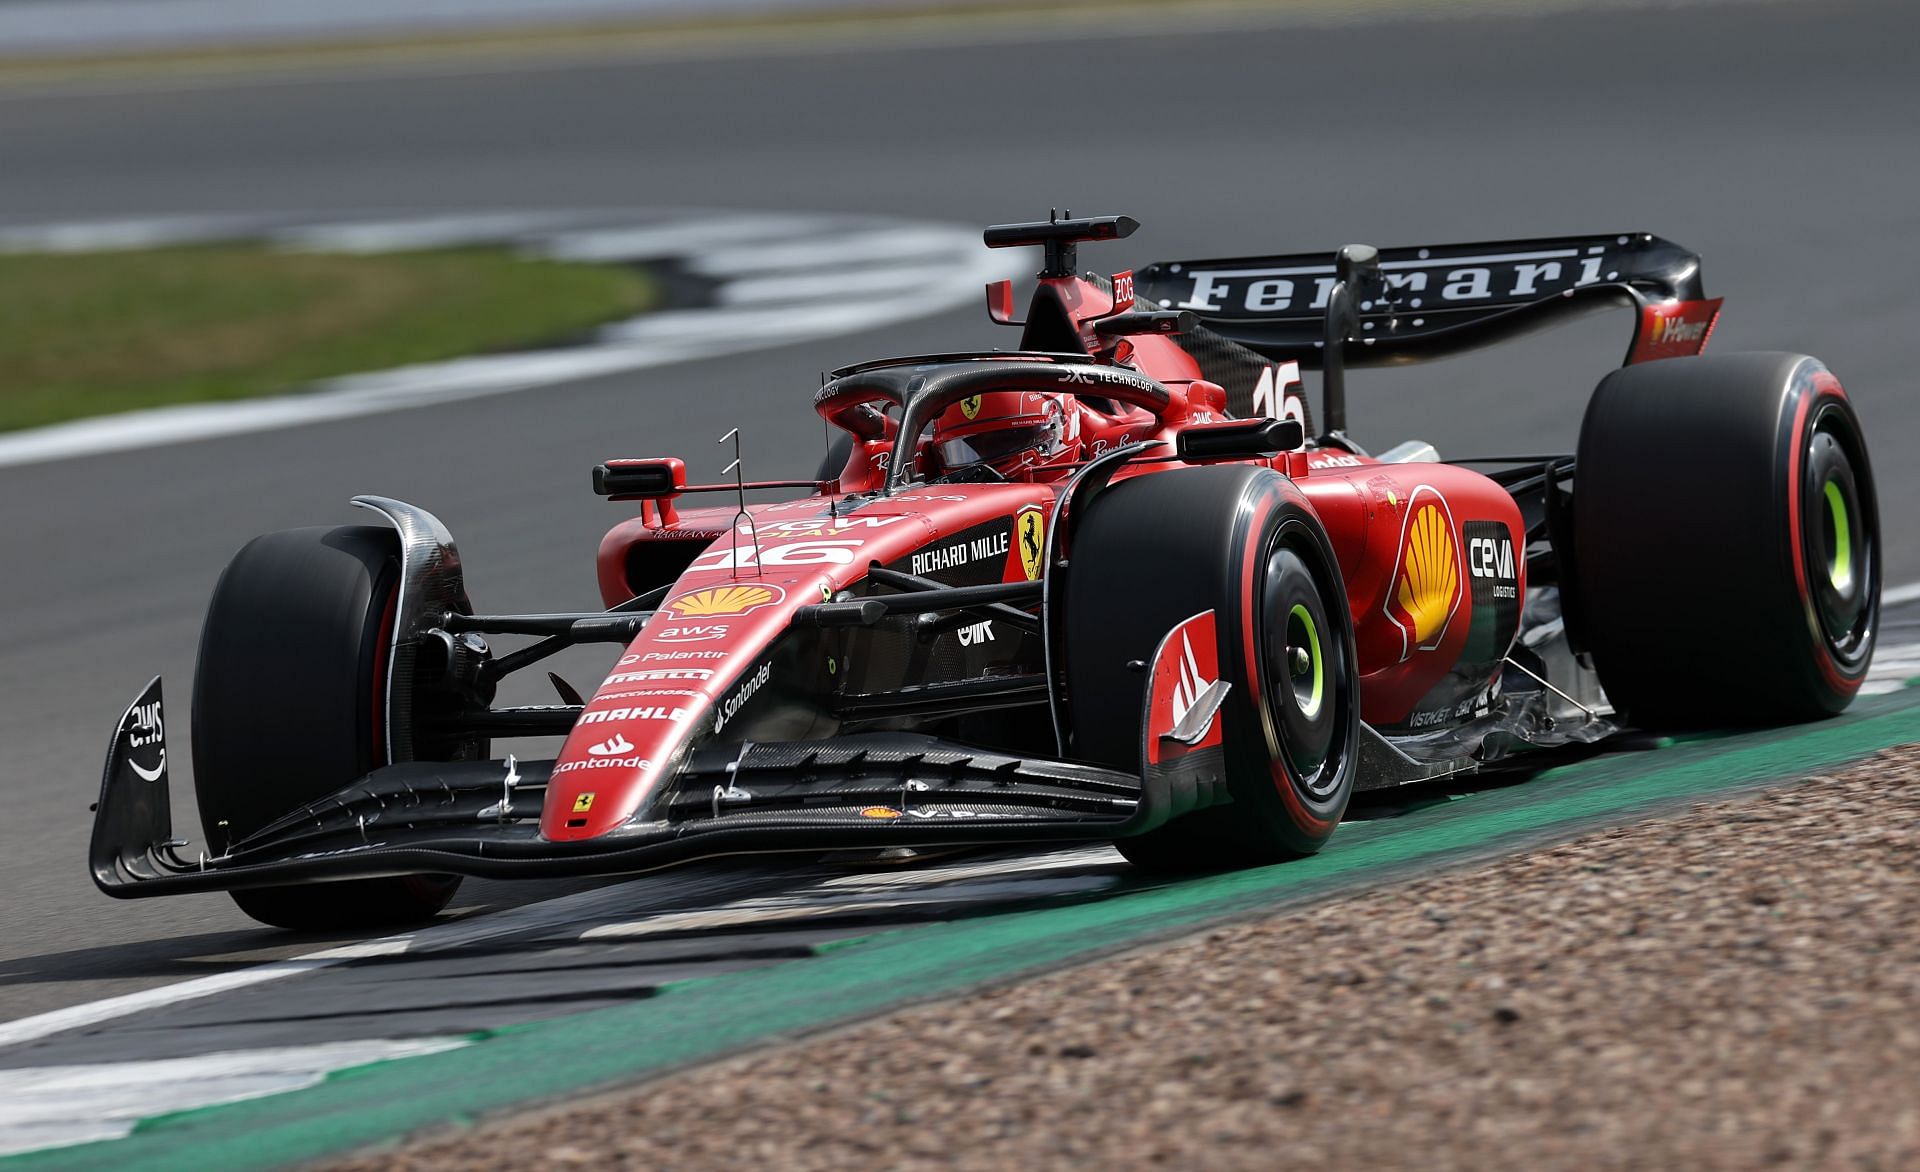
(662, 583, 785, 619)
(1384, 486, 1463, 661)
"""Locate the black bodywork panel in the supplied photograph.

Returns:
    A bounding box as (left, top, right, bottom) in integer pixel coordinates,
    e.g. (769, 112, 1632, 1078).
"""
(1135, 233, 1704, 369)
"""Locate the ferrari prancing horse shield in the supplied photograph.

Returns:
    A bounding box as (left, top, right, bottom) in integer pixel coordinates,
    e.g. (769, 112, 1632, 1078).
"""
(1017, 508, 1046, 580)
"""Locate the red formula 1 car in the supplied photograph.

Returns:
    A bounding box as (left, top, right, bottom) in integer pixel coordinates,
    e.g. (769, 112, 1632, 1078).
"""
(91, 214, 1879, 929)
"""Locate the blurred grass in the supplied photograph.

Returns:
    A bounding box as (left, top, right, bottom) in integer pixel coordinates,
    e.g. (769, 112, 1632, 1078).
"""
(0, 245, 655, 432)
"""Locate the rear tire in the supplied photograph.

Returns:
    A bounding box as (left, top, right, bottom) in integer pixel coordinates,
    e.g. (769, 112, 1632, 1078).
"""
(192, 525, 461, 930)
(1571, 352, 1877, 727)
(1064, 466, 1360, 870)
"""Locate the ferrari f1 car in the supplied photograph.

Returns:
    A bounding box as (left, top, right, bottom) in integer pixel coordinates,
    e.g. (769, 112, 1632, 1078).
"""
(91, 213, 1879, 929)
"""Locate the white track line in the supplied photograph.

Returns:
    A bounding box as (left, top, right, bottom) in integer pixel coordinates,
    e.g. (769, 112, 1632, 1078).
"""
(0, 864, 795, 1051)
(689, 226, 970, 276)
(533, 214, 833, 262)
(0, 214, 293, 253)
(1860, 635, 1920, 695)
(719, 262, 957, 306)
(0, 846, 1116, 1052)
(1880, 581, 1920, 606)
(581, 846, 1125, 940)
(0, 1038, 467, 1157)
(270, 210, 598, 253)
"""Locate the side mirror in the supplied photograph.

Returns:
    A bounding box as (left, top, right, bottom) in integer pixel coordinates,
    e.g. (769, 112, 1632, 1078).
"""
(1176, 418, 1306, 462)
(592, 457, 687, 501)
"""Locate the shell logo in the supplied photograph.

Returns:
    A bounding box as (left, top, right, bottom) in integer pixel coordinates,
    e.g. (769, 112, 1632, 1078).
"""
(663, 583, 785, 619)
(1384, 487, 1462, 660)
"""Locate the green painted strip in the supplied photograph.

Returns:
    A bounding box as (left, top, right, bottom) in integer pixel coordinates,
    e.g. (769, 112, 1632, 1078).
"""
(13, 692, 1920, 1171)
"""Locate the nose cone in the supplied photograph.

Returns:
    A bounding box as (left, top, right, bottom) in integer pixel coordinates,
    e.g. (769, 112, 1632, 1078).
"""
(544, 725, 674, 840)
(539, 581, 802, 840)
(544, 508, 950, 839)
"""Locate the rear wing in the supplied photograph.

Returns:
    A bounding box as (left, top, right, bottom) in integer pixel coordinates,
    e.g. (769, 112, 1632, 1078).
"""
(1133, 233, 1721, 369)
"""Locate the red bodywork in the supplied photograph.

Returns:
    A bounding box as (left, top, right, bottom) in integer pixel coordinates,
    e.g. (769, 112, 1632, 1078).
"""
(557, 269, 1530, 842)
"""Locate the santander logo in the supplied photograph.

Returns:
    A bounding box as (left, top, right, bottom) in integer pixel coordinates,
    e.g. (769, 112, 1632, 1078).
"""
(587, 733, 635, 757)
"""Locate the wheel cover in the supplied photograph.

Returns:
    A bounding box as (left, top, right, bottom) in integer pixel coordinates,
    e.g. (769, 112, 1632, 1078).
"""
(1286, 603, 1325, 720)
(1259, 529, 1350, 800)
(1801, 404, 1874, 665)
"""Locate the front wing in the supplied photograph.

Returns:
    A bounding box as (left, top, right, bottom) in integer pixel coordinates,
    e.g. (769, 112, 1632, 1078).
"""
(90, 677, 1227, 898)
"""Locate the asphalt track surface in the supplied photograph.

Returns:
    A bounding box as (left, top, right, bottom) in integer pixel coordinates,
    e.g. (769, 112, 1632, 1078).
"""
(0, 0, 1914, 1042)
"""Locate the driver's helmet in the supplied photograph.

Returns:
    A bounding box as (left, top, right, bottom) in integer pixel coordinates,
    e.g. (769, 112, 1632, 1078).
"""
(928, 390, 1080, 480)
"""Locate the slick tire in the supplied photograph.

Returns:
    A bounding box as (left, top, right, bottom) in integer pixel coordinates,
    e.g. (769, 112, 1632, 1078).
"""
(192, 525, 460, 930)
(1571, 352, 1877, 727)
(1064, 465, 1359, 870)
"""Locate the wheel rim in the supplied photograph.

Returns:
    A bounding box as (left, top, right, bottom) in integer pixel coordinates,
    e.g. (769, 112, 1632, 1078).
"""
(1286, 603, 1325, 720)
(1260, 529, 1349, 799)
(1822, 479, 1853, 594)
(1802, 404, 1874, 664)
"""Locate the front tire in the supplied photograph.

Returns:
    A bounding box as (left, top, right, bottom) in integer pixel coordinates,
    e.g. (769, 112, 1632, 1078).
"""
(816, 432, 855, 484)
(192, 525, 461, 930)
(1064, 466, 1360, 870)
(1571, 352, 1878, 727)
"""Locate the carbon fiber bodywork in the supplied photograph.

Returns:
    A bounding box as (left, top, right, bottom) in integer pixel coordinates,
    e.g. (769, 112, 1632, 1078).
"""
(350, 495, 472, 765)
(1134, 233, 1709, 369)
(91, 677, 1217, 897)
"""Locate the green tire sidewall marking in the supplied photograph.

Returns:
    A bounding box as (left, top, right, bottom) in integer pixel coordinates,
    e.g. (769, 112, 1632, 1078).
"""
(11, 691, 1920, 1172)
(1288, 602, 1324, 720)
(1823, 477, 1853, 592)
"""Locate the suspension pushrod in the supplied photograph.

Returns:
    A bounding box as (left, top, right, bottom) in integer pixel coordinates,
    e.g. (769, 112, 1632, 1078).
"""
(871, 564, 1044, 630)
(481, 586, 670, 682)
(445, 612, 652, 640)
(423, 705, 584, 738)
(864, 567, 1042, 624)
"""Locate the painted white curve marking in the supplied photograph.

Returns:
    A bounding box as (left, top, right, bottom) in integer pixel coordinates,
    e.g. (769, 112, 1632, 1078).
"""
(269, 210, 599, 254)
(0, 1037, 467, 1157)
(0, 209, 1025, 470)
(1878, 580, 1920, 606)
(1860, 638, 1920, 696)
(0, 846, 1120, 1055)
(581, 846, 1125, 940)
(718, 262, 961, 306)
(531, 214, 832, 262)
(0, 863, 799, 1051)
(688, 226, 970, 276)
(0, 214, 291, 253)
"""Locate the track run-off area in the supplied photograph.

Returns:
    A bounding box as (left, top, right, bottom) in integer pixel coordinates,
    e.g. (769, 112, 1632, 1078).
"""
(0, 0, 1913, 1162)
(5, 691, 1920, 1166)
